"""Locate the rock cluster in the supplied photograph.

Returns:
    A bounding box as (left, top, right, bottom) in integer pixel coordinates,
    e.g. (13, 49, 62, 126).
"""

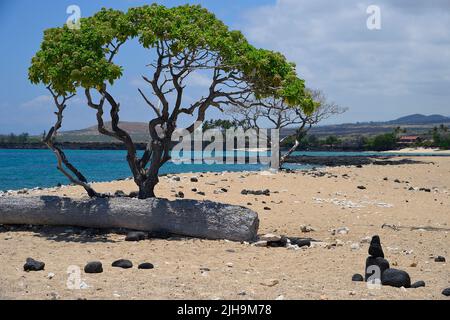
(83, 260, 153, 273)
(355, 235, 424, 289)
(241, 189, 270, 196)
(253, 234, 314, 250)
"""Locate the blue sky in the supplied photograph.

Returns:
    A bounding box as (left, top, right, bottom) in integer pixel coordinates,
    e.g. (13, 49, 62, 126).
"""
(1, 0, 449, 134)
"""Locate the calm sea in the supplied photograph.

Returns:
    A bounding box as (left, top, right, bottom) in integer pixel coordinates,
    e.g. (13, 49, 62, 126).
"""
(0, 149, 444, 190)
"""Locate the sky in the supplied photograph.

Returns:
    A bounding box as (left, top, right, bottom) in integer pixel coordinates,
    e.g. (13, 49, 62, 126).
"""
(0, 0, 449, 134)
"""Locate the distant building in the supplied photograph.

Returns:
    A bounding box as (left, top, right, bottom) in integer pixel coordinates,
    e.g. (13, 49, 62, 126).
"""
(398, 136, 421, 145)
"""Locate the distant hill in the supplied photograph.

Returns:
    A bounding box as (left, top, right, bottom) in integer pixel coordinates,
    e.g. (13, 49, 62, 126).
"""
(388, 114, 450, 125)
(58, 115, 450, 142)
(59, 122, 159, 143)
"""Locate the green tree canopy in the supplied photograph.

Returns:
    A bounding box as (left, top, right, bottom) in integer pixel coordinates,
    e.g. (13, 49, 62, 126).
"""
(28, 4, 310, 198)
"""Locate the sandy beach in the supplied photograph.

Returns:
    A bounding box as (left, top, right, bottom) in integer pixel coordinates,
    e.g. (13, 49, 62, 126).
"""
(384, 148, 450, 155)
(0, 156, 449, 300)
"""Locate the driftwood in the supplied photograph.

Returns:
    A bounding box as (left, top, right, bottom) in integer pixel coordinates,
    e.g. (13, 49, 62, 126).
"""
(0, 196, 259, 242)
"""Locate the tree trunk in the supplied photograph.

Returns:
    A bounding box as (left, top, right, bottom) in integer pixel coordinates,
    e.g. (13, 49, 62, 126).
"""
(0, 196, 259, 242)
(280, 139, 300, 168)
(279, 129, 309, 168)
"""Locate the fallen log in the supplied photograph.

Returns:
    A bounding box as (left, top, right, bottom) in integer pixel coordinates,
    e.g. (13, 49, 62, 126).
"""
(0, 196, 259, 242)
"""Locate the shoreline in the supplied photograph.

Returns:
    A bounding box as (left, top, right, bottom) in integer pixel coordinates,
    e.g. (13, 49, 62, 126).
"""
(1, 154, 448, 193)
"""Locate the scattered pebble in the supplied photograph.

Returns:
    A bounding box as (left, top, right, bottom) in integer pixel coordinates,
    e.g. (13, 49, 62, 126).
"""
(352, 274, 364, 282)
(253, 240, 268, 247)
(112, 259, 133, 269)
(300, 225, 315, 233)
(23, 258, 45, 272)
(138, 262, 154, 270)
(84, 261, 103, 274)
(125, 231, 147, 242)
(332, 227, 349, 235)
(411, 281, 426, 288)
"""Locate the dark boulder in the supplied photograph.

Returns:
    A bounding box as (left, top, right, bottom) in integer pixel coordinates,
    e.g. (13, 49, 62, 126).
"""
(442, 288, 450, 297)
(23, 258, 45, 272)
(288, 237, 311, 248)
(434, 256, 446, 263)
(365, 256, 390, 281)
(368, 235, 384, 258)
(112, 259, 133, 269)
(381, 268, 411, 288)
(84, 261, 103, 274)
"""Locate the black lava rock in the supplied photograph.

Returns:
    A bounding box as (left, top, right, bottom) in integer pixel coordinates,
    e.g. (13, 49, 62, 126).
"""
(267, 236, 289, 248)
(357, 186, 367, 190)
(352, 274, 364, 282)
(411, 281, 426, 288)
(263, 207, 271, 211)
(365, 256, 390, 281)
(125, 231, 147, 242)
(138, 263, 154, 270)
(190, 177, 198, 182)
(23, 258, 45, 272)
(434, 256, 446, 263)
(129, 191, 139, 198)
(368, 235, 384, 258)
(289, 237, 311, 248)
(381, 268, 411, 288)
(442, 288, 450, 296)
(84, 261, 103, 274)
(197, 191, 206, 196)
(175, 191, 185, 198)
(112, 259, 133, 269)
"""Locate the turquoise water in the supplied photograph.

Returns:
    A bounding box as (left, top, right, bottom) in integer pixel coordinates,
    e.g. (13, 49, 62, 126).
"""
(0, 149, 308, 190)
(0, 149, 446, 190)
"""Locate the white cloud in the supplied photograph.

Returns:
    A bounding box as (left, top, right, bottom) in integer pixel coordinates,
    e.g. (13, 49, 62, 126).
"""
(240, 0, 450, 121)
(21, 95, 52, 108)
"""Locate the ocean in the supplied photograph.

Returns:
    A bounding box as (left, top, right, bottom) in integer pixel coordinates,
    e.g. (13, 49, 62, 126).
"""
(0, 149, 445, 190)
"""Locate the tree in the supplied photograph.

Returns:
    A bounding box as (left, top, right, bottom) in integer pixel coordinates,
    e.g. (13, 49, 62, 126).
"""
(324, 135, 340, 148)
(29, 4, 307, 198)
(366, 133, 398, 151)
(227, 89, 346, 167)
